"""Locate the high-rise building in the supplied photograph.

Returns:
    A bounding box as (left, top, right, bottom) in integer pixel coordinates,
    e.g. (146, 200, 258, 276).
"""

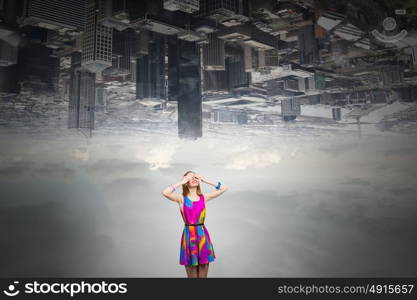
(379, 65, 404, 86)
(225, 46, 250, 90)
(202, 33, 225, 71)
(332, 107, 342, 120)
(17, 43, 59, 92)
(20, 0, 85, 32)
(133, 30, 149, 57)
(95, 85, 108, 112)
(149, 33, 166, 99)
(199, 0, 250, 25)
(199, 0, 237, 17)
(168, 36, 202, 138)
(202, 45, 250, 93)
(281, 97, 300, 121)
(298, 24, 319, 66)
(0, 65, 18, 93)
(243, 45, 253, 72)
(136, 32, 166, 99)
(163, 0, 199, 13)
(0, 0, 21, 93)
(217, 24, 280, 50)
(69, 52, 96, 131)
(0, 40, 18, 66)
(264, 49, 279, 68)
(203, 70, 229, 92)
(82, 0, 113, 73)
(1, 0, 22, 28)
(103, 28, 136, 79)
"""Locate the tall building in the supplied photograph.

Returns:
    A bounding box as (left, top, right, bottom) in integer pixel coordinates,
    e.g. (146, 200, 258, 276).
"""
(0, 0, 21, 93)
(202, 45, 250, 93)
(0, 64, 18, 93)
(243, 45, 253, 72)
(202, 33, 225, 71)
(163, 0, 199, 13)
(149, 33, 166, 99)
(379, 65, 404, 86)
(136, 54, 151, 99)
(225, 46, 250, 90)
(69, 52, 96, 131)
(168, 36, 202, 138)
(136, 32, 166, 99)
(217, 24, 280, 50)
(20, 0, 85, 32)
(298, 24, 319, 66)
(199, 0, 250, 25)
(203, 70, 229, 92)
(95, 85, 108, 112)
(0, 40, 18, 66)
(82, 0, 113, 73)
(103, 28, 136, 79)
(17, 43, 59, 92)
(281, 97, 300, 121)
(199, 0, 238, 17)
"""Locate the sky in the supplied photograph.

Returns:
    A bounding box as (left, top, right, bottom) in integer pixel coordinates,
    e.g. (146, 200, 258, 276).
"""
(0, 125, 416, 277)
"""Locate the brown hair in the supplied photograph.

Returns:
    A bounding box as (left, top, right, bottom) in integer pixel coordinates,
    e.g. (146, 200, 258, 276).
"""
(182, 170, 202, 197)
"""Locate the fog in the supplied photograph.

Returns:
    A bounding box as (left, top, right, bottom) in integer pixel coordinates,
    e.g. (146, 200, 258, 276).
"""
(1, 126, 416, 277)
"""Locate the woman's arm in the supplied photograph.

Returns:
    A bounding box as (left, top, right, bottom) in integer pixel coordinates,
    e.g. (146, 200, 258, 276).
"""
(161, 181, 183, 203)
(161, 173, 192, 203)
(198, 176, 228, 202)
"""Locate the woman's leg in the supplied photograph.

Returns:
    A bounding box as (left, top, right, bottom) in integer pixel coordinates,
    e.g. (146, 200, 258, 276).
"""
(185, 265, 198, 278)
(197, 263, 209, 278)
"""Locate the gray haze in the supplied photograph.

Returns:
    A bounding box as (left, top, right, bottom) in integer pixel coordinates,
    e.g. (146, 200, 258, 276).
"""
(0, 127, 417, 277)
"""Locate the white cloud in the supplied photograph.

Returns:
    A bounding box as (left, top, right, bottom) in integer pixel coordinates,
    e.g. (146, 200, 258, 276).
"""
(139, 143, 179, 170)
(225, 149, 283, 170)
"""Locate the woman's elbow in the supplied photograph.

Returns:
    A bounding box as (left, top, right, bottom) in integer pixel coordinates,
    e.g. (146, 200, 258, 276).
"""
(222, 185, 229, 191)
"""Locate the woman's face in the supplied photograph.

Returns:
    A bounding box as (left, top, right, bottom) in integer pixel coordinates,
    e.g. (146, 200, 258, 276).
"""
(187, 173, 200, 187)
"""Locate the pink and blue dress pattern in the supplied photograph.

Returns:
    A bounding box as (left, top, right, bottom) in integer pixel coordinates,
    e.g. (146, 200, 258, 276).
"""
(179, 193, 216, 266)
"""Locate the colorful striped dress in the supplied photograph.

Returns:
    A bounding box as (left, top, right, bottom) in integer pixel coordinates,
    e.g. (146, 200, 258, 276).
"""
(179, 193, 216, 266)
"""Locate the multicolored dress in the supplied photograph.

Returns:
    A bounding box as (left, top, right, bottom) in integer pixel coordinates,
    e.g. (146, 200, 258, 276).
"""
(179, 193, 216, 266)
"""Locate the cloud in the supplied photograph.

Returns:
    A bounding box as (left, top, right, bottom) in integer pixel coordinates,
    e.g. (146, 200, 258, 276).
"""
(71, 146, 90, 161)
(141, 144, 179, 170)
(1, 127, 417, 277)
(156, 163, 196, 177)
(318, 142, 359, 157)
(224, 150, 283, 169)
(79, 159, 149, 184)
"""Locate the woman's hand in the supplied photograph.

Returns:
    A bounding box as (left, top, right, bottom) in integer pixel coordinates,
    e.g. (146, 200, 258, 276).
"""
(194, 174, 207, 183)
(180, 173, 193, 185)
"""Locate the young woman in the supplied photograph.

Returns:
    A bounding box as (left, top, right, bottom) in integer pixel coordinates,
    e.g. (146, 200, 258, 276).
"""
(161, 171, 228, 278)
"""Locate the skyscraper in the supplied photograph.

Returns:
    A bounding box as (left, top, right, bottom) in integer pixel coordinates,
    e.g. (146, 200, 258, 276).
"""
(69, 52, 96, 132)
(0, 40, 18, 66)
(20, 0, 85, 32)
(163, 0, 199, 13)
(82, 0, 113, 73)
(17, 43, 60, 92)
(136, 32, 166, 99)
(225, 45, 250, 90)
(103, 28, 136, 79)
(168, 36, 202, 138)
(202, 33, 226, 71)
(298, 24, 319, 66)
